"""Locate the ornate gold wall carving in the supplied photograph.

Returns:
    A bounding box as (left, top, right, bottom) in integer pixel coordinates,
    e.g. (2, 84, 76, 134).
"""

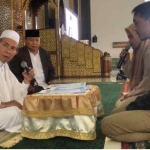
(93, 49, 101, 73)
(51, 55, 58, 77)
(22, 0, 31, 11)
(13, 0, 23, 47)
(63, 58, 101, 77)
(62, 35, 70, 58)
(85, 45, 93, 69)
(54, 0, 61, 77)
(40, 29, 56, 51)
(12, 0, 22, 30)
(62, 35, 102, 77)
(0, 0, 23, 47)
(39, 29, 57, 76)
(77, 42, 85, 65)
(0, 0, 11, 30)
(17, 30, 24, 48)
(70, 38, 77, 62)
(37, 5, 45, 29)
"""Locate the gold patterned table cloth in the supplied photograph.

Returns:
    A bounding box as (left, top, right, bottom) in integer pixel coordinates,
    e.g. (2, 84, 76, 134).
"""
(21, 85, 104, 140)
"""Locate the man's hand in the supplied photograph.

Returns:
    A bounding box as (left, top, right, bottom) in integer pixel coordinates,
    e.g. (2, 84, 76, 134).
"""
(120, 49, 130, 64)
(120, 94, 128, 101)
(48, 80, 54, 85)
(22, 69, 35, 84)
(27, 85, 34, 93)
(0, 100, 22, 110)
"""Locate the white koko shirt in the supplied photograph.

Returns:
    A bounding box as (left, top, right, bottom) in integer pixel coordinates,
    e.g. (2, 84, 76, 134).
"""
(29, 50, 48, 89)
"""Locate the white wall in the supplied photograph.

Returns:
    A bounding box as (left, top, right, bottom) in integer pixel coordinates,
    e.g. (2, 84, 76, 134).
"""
(91, 0, 144, 58)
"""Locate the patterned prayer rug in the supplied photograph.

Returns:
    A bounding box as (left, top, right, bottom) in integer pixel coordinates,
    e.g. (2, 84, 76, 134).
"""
(0, 131, 23, 148)
(121, 141, 150, 149)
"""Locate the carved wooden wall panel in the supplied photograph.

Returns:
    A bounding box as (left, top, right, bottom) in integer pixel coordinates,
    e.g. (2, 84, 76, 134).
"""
(0, 0, 11, 30)
(77, 42, 85, 65)
(93, 49, 101, 73)
(37, 5, 45, 29)
(63, 58, 101, 77)
(62, 35, 102, 77)
(17, 30, 24, 48)
(39, 29, 57, 76)
(0, 0, 23, 47)
(40, 29, 56, 51)
(51, 55, 57, 77)
(85, 45, 93, 69)
(13, 0, 22, 30)
(13, 0, 23, 47)
(62, 35, 70, 58)
(70, 38, 77, 62)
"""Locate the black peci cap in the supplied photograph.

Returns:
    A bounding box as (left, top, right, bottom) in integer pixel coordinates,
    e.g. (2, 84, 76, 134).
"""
(25, 29, 40, 37)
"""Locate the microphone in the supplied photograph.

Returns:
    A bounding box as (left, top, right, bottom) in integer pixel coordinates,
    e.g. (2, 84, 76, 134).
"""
(116, 43, 131, 69)
(21, 61, 38, 85)
(21, 61, 30, 72)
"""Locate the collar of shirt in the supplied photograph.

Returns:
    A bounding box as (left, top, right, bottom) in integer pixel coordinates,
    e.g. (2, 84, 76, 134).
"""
(0, 61, 5, 68)
(28, 49, 39, 56)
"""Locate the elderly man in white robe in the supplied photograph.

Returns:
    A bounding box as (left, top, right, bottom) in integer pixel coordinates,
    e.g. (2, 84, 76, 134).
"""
(0, 30, 34, 133)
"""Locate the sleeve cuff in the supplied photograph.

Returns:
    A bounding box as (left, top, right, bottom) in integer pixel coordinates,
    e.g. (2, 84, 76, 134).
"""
(22, 82, 30, 97)
(22, 82, 29, 89)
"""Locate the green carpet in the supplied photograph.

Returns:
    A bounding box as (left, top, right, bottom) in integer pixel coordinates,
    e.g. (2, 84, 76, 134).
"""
(1, 82, 122, 149)
(95, 82, 122, 115)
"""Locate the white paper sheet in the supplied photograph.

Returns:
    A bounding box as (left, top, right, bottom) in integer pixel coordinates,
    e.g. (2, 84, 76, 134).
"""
(38, 83, 92, 94)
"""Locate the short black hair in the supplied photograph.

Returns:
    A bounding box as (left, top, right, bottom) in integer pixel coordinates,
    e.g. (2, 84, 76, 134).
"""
(132, 1, 150, 19)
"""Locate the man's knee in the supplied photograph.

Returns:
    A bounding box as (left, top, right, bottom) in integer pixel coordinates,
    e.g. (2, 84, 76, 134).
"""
(111, 108, 119, 114)
(0, 106, 22, 130)
(9, 106, 22, 119)
(101, 115, 117, 139)
(101, 116, 114, 139)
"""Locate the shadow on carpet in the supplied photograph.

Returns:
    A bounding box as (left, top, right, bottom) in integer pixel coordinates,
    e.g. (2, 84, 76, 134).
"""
(0, 82, 122, 149)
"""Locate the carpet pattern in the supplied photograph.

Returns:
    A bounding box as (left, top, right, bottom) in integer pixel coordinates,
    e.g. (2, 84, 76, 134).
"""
(0, 82, 122, 149)
(0, 131, 23, 148)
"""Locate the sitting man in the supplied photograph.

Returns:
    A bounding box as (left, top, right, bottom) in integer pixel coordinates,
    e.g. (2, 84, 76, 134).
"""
(0, 30, 34, 132)
(9, 29, 55, 92)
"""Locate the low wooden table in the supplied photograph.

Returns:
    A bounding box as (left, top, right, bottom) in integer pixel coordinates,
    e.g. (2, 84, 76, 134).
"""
(21, 85, 104, 140)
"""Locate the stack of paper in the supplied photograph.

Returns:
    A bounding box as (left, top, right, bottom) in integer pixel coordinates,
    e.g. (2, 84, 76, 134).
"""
(38, 82, 91, 94)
